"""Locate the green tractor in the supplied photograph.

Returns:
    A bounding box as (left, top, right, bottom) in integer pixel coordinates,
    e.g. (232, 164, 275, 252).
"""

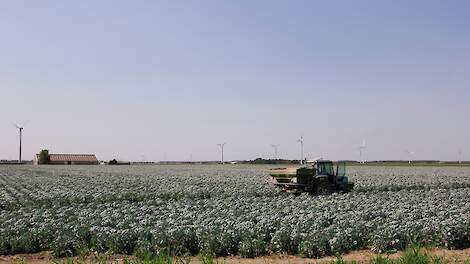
(270, 160, 354, 194)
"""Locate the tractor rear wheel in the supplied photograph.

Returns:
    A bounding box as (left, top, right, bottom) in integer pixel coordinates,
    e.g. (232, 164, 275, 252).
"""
(315, 180, 333, 195)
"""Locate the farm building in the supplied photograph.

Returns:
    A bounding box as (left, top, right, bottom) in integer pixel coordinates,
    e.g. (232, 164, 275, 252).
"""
(49, 154, 99, 165)
(34, 151, 99, 165)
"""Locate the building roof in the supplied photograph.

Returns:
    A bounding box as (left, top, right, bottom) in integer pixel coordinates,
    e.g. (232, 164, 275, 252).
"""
(49, 154, 98, 162)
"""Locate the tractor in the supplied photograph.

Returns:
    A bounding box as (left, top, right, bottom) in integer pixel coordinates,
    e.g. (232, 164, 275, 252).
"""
(270, 160, 354, 194)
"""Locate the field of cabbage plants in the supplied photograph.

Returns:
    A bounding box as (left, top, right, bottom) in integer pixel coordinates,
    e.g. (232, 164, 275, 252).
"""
(0, 165, 469, 258)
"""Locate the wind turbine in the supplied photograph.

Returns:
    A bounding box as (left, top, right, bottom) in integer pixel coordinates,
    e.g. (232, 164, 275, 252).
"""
(13, 121, 28, 164)
(458, 149, 462, 164)
(358, 140, 366, 163)
(406, 150, 415, 164)
(271, 144, 280, 160)
(217, 143, 226, 164)
(297, 136, 304, 164)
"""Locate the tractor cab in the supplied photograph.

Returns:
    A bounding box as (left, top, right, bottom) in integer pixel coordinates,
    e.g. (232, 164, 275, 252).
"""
(315, 160, 349, 187)
(315, 160, 346, 177)
(315, 160, 335, 186)
(316, 160, 334, 175)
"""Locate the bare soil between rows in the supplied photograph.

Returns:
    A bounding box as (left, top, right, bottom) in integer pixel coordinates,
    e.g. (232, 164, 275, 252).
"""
(1, 248, 470, 264)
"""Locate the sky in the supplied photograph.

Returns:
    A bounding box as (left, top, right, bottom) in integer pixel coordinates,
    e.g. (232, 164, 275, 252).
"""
(0, 0, 469, 162)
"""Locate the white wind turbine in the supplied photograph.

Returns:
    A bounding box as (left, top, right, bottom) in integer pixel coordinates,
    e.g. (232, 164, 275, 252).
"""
(271, 144, 280, 160)
(297, 136, 304, 164)
(13, 121, 28, 164)
(217, 143, 226, 164)
(406, 150, 415, 164)
(358, 140, 366, 163)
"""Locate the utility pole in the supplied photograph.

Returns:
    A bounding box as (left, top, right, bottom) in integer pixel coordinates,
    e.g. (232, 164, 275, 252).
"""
(297, 136, 304, 164)
(217, 143, 226, 164)
(271, 144, 280, 160)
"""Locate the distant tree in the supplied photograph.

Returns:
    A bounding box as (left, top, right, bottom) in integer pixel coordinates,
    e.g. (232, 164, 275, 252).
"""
(109, 159, 118, 165)
(38, 150, 50, 164)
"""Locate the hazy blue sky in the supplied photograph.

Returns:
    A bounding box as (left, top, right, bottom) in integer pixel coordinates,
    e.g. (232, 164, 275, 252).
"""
(1, 0, 469, 161)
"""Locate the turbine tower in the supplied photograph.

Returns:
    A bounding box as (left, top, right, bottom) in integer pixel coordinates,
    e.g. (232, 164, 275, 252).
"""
(13, 122, 26, 164)
(406, 150, 415, 164)
(358, 140, 366, 164)
(297, 136, 304, 164)
(458, 149, 462, 164)
(271, 144, 280, 160)
(217, 143, 226, 164)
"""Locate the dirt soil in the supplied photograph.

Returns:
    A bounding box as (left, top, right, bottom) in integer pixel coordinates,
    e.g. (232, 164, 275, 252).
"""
(1, 248, 470, 264)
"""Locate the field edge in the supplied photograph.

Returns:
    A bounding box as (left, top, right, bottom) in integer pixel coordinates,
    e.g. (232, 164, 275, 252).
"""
(2, 247, 470, 264)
